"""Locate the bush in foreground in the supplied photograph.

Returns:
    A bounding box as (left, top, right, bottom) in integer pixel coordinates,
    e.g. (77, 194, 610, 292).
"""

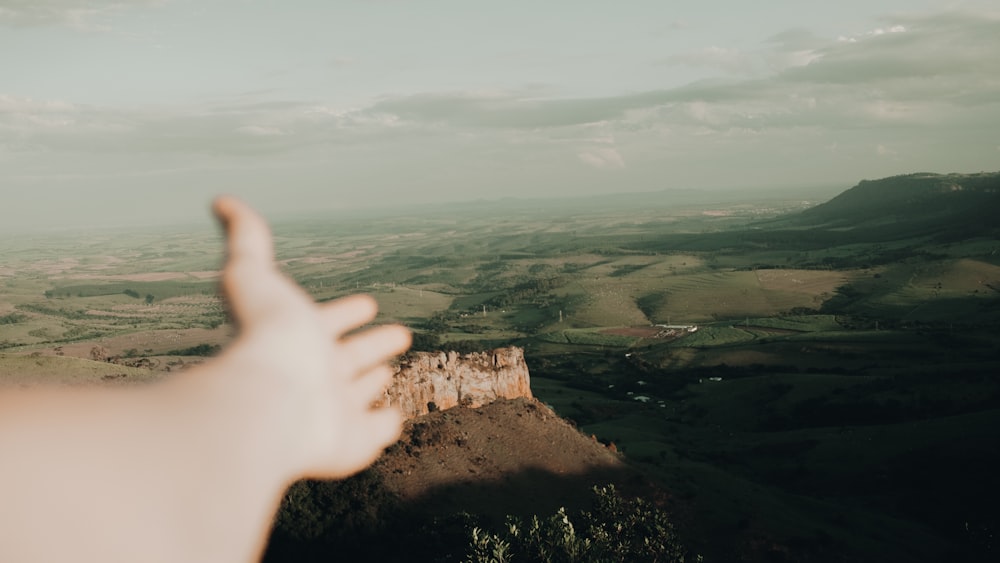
(465, 485, 693, 563)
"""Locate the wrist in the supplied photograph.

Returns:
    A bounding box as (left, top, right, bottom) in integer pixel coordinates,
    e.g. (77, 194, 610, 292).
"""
(176, 336, 312, 486)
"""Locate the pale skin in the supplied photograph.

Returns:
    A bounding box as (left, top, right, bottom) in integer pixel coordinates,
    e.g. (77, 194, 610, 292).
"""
(0, 197, 410, 562)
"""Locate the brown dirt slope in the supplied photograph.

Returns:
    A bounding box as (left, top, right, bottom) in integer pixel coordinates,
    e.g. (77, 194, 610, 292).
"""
(267, 397, 677, 562)
(268, 401, 683, 562)
(373, 397, 666, 523)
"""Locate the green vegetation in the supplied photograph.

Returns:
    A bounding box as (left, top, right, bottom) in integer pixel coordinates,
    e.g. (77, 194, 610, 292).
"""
(166, 344, 221, 357)
(537, 329, 640, 347)
(266, 480, 691, 563)
(2, 172, 999, 562)
(466, 486, 689, 563)
(270, 470, 392, 549)
(46, 280, 214, 300)
(0, 313, 28, 325)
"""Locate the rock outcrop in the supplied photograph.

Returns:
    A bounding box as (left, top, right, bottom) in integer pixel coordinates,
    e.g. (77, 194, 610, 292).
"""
(377, 347, 532, 419)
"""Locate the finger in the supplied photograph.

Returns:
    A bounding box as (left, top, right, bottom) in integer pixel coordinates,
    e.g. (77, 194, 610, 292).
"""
(304, 408, 402, 480)
(353, 364, 396, 404)
(213, 196, 274, 266)
(213, 196, 284, 325)
(339, 325, 412, 372)
(363, 406, 403, 451)
(345, 407, 403, 463)
(318, 294, 379, 336)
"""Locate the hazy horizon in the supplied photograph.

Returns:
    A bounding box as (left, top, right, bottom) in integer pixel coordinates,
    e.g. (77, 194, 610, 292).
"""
(3, 1, 999, 231)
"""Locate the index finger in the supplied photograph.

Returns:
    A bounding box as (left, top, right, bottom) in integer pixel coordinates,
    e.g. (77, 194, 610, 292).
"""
(319, 294, 380, 336)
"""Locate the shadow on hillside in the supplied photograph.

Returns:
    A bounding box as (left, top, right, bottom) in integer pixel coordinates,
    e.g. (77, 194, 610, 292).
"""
(263, 464, 664, 563)
(822, 293, 1000, 325)
(397, 462, 661, 524)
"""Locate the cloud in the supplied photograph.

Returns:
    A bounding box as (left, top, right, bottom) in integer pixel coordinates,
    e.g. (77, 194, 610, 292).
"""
(0, 94, 324, 155)
(652, 20, 691, 35)
(663, 28, 826, 77)
(366, 91, 640, 129)
(788, 11, 1000, 89)
(328, 56, 356, 69)
(662, 46, 756, 75)
(837, 24, 907, 43)
(0, 0, 163, 29)
(876, 143, 897, 157)
(578, 147, 625, 170)
(0, 91, 452, 160)
(2, 8, 997, 194)
(235, 125, 287, 137)
(356, 11, 999, 136)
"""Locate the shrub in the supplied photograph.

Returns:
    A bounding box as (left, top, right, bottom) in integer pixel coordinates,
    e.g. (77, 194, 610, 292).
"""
(411, 331, 442, 352)
(166, 344, 221, 357)
(265, 470, 396, 561)
(465, 485, 691, 563)
(0, 313, 27, 325)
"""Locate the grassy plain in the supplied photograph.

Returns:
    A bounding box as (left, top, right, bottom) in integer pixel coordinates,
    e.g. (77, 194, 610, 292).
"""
(1, 187, 998, 562)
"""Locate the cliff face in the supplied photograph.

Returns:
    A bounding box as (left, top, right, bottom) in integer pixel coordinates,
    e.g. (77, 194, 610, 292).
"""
(377, 347, 532, 419)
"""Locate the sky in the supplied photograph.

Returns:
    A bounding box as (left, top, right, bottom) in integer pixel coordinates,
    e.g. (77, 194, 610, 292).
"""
(1, 0, 999, 231)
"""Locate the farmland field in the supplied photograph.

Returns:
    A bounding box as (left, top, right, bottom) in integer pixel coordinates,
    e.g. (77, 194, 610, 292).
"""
(1, 190, 998, 562)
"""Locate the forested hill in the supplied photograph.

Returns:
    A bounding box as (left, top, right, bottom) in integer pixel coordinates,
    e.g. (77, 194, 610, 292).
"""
(787, 172, 1000, 239)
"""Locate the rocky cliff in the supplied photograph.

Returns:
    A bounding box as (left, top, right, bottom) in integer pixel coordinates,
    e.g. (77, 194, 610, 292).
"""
(377, 347, 532, 419)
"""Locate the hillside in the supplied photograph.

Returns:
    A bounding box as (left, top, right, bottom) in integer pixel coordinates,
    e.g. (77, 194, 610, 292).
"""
(785, 172, 1000, 239)
(265, 398, 674, 562)
(264, 346, 684, 562)
(3, 170, 998, 562)
(0, 353, 160, 387)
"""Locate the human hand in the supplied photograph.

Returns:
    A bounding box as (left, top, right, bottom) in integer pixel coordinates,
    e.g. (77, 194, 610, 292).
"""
(0, 197, 408, 563)
(211, 196, 409, 482)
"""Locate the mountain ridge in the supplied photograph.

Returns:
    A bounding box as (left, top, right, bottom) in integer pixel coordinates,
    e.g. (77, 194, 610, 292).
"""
(785, 171, 1000, 238)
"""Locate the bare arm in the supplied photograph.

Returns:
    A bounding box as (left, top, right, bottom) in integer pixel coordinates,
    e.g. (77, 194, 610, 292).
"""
(0, 197, 409, 562)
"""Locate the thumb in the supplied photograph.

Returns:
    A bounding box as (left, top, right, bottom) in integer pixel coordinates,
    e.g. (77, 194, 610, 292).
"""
(213, 196, 285, 327)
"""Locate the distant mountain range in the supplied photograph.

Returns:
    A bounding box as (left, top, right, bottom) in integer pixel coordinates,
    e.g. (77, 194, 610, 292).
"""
(781, 172, 1000, 240)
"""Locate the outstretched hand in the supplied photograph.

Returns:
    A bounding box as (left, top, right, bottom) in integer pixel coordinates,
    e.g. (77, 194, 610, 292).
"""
(212, 196, 409, 481)
(0, 196, 409, 563)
